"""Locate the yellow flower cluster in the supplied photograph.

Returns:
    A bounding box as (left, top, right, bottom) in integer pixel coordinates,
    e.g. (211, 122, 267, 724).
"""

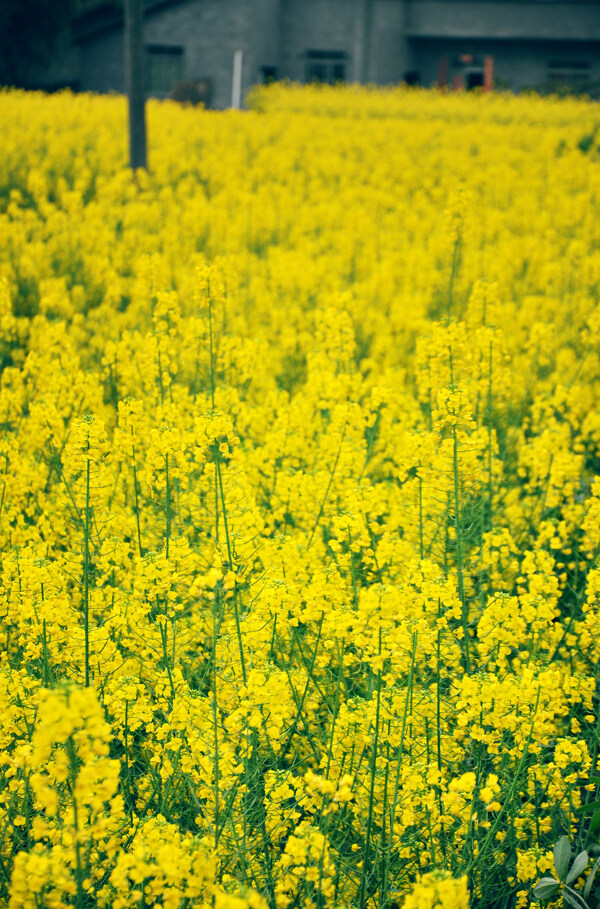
(403, 870, 469, 909)
(0, 82, 599, 908)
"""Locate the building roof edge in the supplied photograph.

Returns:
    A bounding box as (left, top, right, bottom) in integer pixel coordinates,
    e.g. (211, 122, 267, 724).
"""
(73, 0, 188, 43)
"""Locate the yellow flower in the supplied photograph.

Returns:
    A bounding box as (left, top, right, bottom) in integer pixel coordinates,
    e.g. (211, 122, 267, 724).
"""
(404, 870, 469, 909)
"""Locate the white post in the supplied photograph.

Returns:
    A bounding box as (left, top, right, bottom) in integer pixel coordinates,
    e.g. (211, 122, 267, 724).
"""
(231, 50, 243, 108)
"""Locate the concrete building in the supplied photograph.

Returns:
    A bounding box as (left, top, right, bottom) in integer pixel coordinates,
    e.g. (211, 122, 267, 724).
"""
(62, 0, 600, 107)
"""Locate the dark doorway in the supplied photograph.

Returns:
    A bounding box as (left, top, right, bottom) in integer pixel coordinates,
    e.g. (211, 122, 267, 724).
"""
(262, 66, 277, 83)
(467, 71, 484, 89)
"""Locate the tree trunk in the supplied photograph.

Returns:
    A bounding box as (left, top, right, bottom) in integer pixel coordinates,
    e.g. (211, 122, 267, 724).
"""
(124, 0, 147, 170)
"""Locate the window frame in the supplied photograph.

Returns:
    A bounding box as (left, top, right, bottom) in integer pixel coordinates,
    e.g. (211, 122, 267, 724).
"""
(145, 43, 185, 97)
(547, 59, 591, 86)
(305, 50, 348, 85)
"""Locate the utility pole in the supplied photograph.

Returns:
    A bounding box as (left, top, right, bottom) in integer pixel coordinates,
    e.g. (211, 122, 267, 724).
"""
(124, 0, 147, 170)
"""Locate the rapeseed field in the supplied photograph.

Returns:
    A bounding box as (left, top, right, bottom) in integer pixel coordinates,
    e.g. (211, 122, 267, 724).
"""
(0, 83, 599, 909)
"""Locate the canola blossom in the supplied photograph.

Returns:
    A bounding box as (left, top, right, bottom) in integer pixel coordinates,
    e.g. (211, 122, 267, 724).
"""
(0, 83, 599, 909)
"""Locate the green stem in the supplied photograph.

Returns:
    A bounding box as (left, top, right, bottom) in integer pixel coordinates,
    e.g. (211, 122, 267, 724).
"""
(131, 432, 144, 557)
(382, 632, 417, 906)
(279, 614, 324, 762)
(487, 340, 494, 532)
(212, 587, 220, 850)
(463, 686, 541, 876)
(165, 453, 171, 560)
(208, 278, 216, 410)
(84, 455, 91, 687)
(124, 701, 134, 824)
(158, 609, 176, 703)
(307, 424, 346, 550)
(215, 454, 246, 684)
(436, 623, 447, 865)
(67, 737, 87, 909)
(447, 232, 461, 324)
(358, 628, 383, 909)
(418, 472, 424, 561)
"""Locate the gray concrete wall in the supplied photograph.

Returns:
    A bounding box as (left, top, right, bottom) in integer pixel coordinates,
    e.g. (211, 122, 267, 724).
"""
(407, 1, 600, 41)
(24, 27, 81, 91)
(369, 0, 413, 83)
(79, 29, 125, 93)
(280, 0, 358, 81)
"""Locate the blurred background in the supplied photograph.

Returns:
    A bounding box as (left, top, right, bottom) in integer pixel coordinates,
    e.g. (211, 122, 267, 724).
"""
(2, 0, 599, 108)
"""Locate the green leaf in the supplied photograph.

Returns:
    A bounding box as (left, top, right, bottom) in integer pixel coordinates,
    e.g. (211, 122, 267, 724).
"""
(563, 885, 589, 909)
(591, 809, 600, 834)
(555, 837, 572, 881)
(576, 800, 600, 815)
(583, 857, 600, 901)
(532, 877, 560, 900)
(567, 852, 589, 885)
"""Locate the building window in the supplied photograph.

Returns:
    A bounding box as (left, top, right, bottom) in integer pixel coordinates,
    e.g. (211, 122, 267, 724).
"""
(262, 66, 278, 84)
(146, 45, 184, 96)
(548, 60, 590, 85)
(305, 50, 347, 85)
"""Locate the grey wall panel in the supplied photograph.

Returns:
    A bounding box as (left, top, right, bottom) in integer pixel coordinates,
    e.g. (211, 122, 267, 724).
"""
(80, 30, 126, 93)
(407, 1, 600, 41)
(280, 0, 357, 81)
